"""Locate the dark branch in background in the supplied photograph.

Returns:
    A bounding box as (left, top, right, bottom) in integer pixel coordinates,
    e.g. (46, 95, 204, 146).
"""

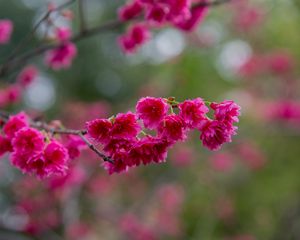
(197, 0, 231, 7)
(0, 0, 231, 78)
(0, 110, 114, 164)
(78, 0, 87, 33)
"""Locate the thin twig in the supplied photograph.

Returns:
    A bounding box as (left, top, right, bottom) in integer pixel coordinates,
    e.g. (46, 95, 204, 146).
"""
(78, 133, 114, 164)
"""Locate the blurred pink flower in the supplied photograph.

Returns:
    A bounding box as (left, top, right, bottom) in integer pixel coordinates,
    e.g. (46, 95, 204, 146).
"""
(0, 19, 13, 44)
(45, 42, 77, 70)
(267, 51, 294, 75)
(175, 5, 208, 31)
(3, 112, 29, 139)
(210, 152, 234, 172)
(171, 145, 196, 167)
(237, 142, 266, 170)
(17, 65, 38, 87)
(119, 24, 151, 53)
(119, 1, 143, 21)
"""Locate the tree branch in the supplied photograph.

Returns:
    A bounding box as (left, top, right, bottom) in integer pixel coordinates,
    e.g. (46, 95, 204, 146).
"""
(0, 110, 113, 164)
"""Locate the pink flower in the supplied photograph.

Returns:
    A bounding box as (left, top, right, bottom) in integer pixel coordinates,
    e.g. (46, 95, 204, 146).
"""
(103, 139, 135, 174)
(237, 142, 265, 171)
(17, 65, 38, 87)
(234, 5, 264, 32)
(157, 184, 184, 211)
(26, 153, 48, 178)
(267, 51, 294, 75)
(0, 85, 22, 108)
(210, 152, 234, 172)
(10, 152, 32, 173)
(175, 6, 208, 31)
(0, 19, 13, 44)
(210, 100, 241, 124)
(55, 27, 72, 42)
(45, 42, 77, 70)
(128, 136, 170, 166)
(166, 0, 191, 24)
(238, 55, 265, 77)
(199, 120, 237, 151)
(48, 165, 86, 190)
(171, 145, 195, 167)
(12, 127, 45, 155)
(143, 0, 191, 25)
(103, 157, 129, 174)
(0, 135, 12, 157)
(65, 136, 86, 159)
(103, 139, 134, 156)
(5, 84, 21, 104)
(3, 112, 29, 139)
(17, 140, 69, 178)
(265, 100, 300, 126)
(43, 140, 69, 176)
(66, 222, 91, 240)
(136, 97, 169, 129)
(179, 98, 209, 129)
(146, 5, 168, 24)
(110, 112, 141, 140)
(158, 115, 186, 142)
(120, 213, 157, 240)
(119, 24, 151, 53)
(119, 1, 143, 21)
(86, 119, 112, 144)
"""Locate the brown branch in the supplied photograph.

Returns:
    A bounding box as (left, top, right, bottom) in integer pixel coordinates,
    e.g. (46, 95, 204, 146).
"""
(78, 133, 114, 164)
(0, 110, 113, 164)
(0, 0, 231, 78)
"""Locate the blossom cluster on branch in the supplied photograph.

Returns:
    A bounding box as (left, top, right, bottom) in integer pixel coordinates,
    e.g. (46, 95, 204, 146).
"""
(0, 0, 239, 180)
(0, 97, 240, 177)
(118, 0, 209, 53)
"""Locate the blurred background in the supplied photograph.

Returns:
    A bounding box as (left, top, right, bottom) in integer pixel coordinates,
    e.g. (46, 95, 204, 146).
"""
(1, 0, 300, 239)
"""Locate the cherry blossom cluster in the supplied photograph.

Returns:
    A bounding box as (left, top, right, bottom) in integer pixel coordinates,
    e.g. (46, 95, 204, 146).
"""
(0, 112, 77, 178)
(0, 65, 38, 108)
(118, 0, 209, 53)
(43, 5, 77, 70)
(86, 97, 240, 174)
(0, 97, 240, 177)
(45, 27, 77, 70)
